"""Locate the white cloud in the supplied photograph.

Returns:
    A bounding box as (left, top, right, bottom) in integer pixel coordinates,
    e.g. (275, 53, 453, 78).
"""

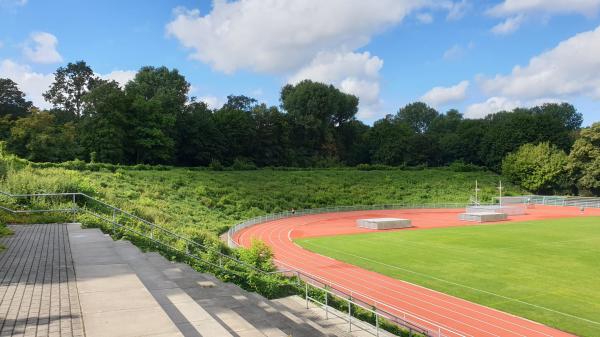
(480, 25, 600, 100)
(491, 15, 524, 35)
(416, 13, 433, 24)
(445, 0, 469, 20)
(101, 70, 136, 87)
(166, 1, 466, 120)
(199, 96, 223, 110)
(464, 96, 520, 118)
(421, 80, 469, 107)
(0, 59, 54, 108)
(0, 0, 27, 7)
(289, 51, 384, 119)
(165, 1, 439, 74)
(22, 32, 63, 64)
(443, 44, 463, 60)
(488, 1, 600, 34)
(488, 0, 600, 17)
(465, 96, 564, 119)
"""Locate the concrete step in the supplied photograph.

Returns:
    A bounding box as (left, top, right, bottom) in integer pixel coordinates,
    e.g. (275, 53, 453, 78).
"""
(74, 224, 377, 337)
(68, 224, 184, 337)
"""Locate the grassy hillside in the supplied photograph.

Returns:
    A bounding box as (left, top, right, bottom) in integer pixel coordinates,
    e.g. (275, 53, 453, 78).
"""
(296, 217, 600, 337)
(0, 165, 524, 237)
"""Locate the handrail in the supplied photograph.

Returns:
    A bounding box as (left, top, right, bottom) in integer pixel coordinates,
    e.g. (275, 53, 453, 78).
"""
(0, 190, 471, 337)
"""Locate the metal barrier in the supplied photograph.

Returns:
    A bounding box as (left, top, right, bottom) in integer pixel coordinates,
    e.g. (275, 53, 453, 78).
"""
(499, 195, 600, 208)
(0, 190, 468, 337)
(227, 202, 478, 337)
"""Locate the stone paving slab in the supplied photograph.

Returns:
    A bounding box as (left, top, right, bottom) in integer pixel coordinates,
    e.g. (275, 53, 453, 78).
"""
(0, 224, 84, 337)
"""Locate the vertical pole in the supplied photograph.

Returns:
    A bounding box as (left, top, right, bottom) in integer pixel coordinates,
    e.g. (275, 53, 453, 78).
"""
(348, 299, 352, 332)
(219, 255, 222, 268)
(72, 194, 77, 221)
(375, 313, 379, 336)
(305, 283, 309, 309)
(112, 208, 116, 235)
(325, 291, 328, 319)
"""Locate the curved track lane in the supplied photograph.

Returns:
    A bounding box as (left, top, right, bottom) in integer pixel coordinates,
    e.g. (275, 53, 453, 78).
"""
(234, 206, 598, 337)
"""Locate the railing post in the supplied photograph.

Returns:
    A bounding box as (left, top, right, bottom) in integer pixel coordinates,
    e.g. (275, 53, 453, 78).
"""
(376, 313, 379, 336)
(305, 283, 309, 309)
(348, 299, 352, 332)
(72, 194, 77, 220)
(219, 255, 222, 268)
(324, 291, 328, 319)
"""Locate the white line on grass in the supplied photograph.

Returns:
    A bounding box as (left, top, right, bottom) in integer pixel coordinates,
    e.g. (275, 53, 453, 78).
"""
(300, 240, 600, 326)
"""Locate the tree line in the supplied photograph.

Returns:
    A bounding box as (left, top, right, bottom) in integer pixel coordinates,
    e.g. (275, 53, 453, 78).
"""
(0, 61, 597, 194)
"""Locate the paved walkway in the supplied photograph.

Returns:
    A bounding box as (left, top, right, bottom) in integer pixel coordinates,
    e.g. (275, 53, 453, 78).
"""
(2, 224, 364, 337)
(0, 224, 84, 337)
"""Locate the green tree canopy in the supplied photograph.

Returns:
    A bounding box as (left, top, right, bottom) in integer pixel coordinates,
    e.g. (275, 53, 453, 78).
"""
(0, 78, 33, 119)
(7, 112, 80, 162)
(502, 142, 570, 194)
(125, 66, 189, 164)
(43, 61, 99, 118)
(80, 80, 130, 163)
(395, 102, 439, 134)
(569, 123, 600, 195)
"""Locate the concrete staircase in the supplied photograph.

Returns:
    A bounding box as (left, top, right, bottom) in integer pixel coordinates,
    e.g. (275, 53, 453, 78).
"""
(68, 224, 380, 337)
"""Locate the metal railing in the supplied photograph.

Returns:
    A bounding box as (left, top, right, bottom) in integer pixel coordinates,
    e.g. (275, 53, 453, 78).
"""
(0, 190, 468, 337)
(227, 202, 479, 337)
(498, 195, 600, 208)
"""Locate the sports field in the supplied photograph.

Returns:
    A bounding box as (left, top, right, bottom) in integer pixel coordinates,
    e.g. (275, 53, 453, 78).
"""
(295, 217, 600, 337)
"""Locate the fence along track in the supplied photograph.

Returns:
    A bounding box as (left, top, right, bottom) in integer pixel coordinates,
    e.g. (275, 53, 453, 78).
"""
(0, 190, 471, 337)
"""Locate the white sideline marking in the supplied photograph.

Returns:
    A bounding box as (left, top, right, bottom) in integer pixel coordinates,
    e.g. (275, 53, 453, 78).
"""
(301, 241, 600, 327)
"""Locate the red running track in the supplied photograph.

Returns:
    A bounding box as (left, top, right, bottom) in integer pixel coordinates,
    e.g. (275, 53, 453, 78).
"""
(234, 206, 600, 337)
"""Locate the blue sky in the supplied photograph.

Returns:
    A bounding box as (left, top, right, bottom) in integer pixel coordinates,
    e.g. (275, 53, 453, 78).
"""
(1, 0, 599, 125)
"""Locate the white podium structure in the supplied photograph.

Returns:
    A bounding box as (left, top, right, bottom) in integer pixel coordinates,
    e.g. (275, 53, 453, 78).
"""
(458, 212, 508, 222)
(357, 218, 412, 230)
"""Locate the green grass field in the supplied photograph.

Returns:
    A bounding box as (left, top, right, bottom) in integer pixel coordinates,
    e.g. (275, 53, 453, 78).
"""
(296, 217, 600, 337)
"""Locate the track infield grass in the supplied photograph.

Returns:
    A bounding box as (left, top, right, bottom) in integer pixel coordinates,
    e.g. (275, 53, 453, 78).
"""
(295, 217, 600, 337)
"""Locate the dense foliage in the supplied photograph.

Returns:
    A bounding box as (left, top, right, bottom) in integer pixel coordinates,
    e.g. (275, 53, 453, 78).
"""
(502, 142, 570, 194)
(0, 61, 584, 172)
(568, 123, 600, 195)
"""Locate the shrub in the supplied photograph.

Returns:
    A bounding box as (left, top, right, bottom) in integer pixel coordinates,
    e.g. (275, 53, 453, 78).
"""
(209, 159, 224, 171)
(231, 158, 257, 171)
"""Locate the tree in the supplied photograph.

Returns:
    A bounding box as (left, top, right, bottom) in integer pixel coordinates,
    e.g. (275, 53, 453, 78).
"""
(213, 95, 257, 164)
(502, 142, 570, 193)
(125, 66, 189, 164)
(43, 61, 99, 118)
(395, 102, 439, 134)
(368, 116, 412, 165)
(7, 112, 80, 162)
(251, 104, 290, 166)
(281, 80, 358, 163)
(0, 78, 33, 119)
(569, 123, 600, 195)
(175, 101, 225, 166)
(79, 80, 130, 163)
